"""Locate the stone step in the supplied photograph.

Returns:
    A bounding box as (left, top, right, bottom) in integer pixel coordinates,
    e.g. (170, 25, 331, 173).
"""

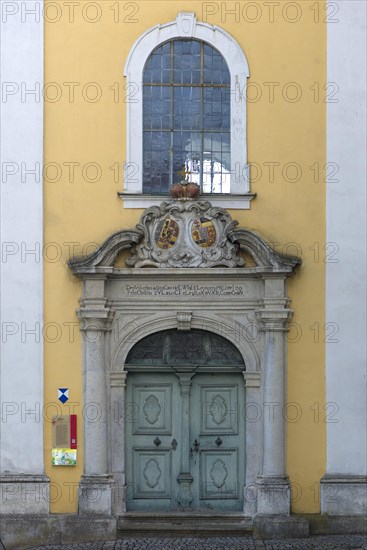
(117, 513, 252, 537)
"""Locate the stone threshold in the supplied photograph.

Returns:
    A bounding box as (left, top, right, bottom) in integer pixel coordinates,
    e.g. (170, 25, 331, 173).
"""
(118, 512, 252, 537)
(117, 512, 252, 534)
(1, 513, 366, 550)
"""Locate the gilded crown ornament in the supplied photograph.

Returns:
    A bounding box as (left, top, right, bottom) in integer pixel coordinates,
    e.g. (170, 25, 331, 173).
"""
(170, 164, 200, 200)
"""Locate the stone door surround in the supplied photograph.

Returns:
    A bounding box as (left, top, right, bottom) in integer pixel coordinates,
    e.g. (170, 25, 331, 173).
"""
(68, 198, 301, 517)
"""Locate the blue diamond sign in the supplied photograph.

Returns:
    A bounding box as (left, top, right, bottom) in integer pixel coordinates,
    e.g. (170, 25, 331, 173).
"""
(58, 388, 69, 404)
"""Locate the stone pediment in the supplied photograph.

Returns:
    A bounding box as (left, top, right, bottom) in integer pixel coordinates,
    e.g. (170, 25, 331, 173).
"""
(68, 199, 301, 274)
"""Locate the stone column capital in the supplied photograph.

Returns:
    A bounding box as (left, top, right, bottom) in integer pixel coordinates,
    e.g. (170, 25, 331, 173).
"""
(255, 308, 293, 331)
(77, 302, 115, 332)
(110, 371, 127, 388)
(243, 371, 261, 388)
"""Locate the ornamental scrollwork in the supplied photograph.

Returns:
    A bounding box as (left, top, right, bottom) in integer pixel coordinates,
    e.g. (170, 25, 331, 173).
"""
(126, 200, 245, 269)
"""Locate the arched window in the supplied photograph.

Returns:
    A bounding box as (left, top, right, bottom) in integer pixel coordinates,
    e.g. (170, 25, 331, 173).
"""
(122, 12, 253, 209)
(143, 39, 231, 194)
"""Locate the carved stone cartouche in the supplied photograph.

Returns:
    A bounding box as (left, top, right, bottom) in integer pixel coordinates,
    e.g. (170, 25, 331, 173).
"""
(125, 200, 245, 269)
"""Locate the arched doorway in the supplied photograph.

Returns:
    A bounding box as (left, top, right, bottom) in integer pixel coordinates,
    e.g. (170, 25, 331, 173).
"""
(124, 329, 246, 511)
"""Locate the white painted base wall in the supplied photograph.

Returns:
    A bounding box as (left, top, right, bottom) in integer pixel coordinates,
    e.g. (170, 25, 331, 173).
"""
(325, 0, 367, 513)
(0, 1, 45, 484)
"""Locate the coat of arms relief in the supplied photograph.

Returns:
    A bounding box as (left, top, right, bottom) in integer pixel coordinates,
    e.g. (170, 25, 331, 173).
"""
(126, 199, 245, 269)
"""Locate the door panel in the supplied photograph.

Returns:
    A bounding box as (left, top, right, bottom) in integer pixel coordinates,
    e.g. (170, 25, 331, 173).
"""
(132, 384, 173, 435)
(133, 448, 172, 498)
(125, 371, 245, 512)
(200, 449, 238, 500)
(126, 373, 181, 511)
(190, 373, 245, 511)
(200, 384, 239, 434)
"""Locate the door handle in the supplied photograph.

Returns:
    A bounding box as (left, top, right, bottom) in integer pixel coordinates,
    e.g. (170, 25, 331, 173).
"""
(190, 438, 200, 457)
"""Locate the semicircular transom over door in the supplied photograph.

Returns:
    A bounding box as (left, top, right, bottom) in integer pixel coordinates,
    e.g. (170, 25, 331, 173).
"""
(125, 371, 245, 512)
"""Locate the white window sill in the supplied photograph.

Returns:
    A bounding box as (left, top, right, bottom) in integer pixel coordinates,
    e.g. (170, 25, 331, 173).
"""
(118, 193, 256, 210)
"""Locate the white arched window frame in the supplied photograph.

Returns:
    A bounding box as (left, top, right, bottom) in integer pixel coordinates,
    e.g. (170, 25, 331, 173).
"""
(121, 12, 254, 209)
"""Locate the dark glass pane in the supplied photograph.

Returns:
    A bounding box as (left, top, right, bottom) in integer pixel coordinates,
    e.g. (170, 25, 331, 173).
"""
(143, 131, 171, 194)
(173, 69, 181, 83)
(144, 57, 152, 70)
(152, 69, 162, 83)
(126, 329, 244, 367)
(162, 69, 170, 84)
(126, 332, 165, 364)
(162, 115, 170, 129)
(152, 54, 161, 69)
(192, 69, 201, 84)
(168, 331, 206, 363)
(162, 54, 170, 70)
(161, 42, 170, 55)
(203, 44, 230, 84)
(174, 41, 183, 55)
(173, 39, 201, 84)
(203, 88, 230, 130)
(143, 112, 152, 129)
(209, 333, 244, 364)
(143, 39, 231, 192)
(173, 87, 201, 130)
(143, 87, 152, 100)
(221, 132, 230, 153)
(222, 152, 231, 171)
(143, 70, 152, 84)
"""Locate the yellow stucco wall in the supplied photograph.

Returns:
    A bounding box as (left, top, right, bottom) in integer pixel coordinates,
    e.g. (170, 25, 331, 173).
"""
(44, 0, 326, 513)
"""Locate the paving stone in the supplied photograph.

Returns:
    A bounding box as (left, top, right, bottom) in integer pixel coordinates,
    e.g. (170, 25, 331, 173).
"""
(28, 534, 367, 550)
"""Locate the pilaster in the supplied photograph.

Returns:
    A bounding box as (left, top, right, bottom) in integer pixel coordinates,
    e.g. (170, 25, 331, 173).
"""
(110, 371, 128, 514)
(77, 278, 115, 515)
(243, 372, 261, 516)
(255, 295, 292, 515)
(174, 369, 197, 509)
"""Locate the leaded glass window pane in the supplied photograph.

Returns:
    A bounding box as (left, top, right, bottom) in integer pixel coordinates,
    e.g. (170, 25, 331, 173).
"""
(126, 330, 244, 367)
(142, 39, 231, 195)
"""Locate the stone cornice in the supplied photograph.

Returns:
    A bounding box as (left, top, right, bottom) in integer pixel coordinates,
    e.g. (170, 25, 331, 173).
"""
(321, 474, 367, 484)
(68, 229, 142, 274)
(0, 474, 50, 483)
(230, 228, 302, 272)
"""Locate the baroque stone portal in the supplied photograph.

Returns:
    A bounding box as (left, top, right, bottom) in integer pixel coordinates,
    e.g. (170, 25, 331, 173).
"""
(68, 196, 301, 518)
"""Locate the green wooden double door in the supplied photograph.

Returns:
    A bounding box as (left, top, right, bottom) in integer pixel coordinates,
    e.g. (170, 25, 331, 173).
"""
(125, 371, 245, 511)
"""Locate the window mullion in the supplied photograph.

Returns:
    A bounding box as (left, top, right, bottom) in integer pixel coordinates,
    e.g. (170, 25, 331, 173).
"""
(200, 41, 204, 192)
(169, 41, 174, 187)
